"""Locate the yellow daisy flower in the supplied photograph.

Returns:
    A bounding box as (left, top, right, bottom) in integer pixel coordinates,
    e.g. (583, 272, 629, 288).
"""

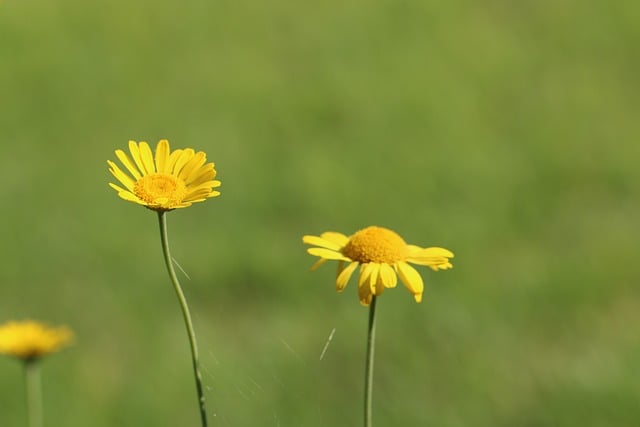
(0, 321, 73, 361)
(108, 139, 221, 212)
(303, 226, 454, 305)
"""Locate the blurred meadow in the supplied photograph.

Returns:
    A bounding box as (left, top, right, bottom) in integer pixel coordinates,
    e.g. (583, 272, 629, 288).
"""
(1, 0, 639, 425)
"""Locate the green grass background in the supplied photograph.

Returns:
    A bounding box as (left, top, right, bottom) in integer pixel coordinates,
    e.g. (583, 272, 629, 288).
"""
(1, 0, 639, 425)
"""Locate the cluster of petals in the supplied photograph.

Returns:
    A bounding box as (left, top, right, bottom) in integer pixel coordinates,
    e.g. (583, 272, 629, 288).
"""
(108, 140, 221, 212)
(303, 226, 453, 305)
(0, 320, 73, 361)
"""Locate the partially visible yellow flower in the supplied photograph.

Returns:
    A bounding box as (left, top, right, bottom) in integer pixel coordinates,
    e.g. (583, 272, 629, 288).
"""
(303, 226, 454, 305)
(0, 321, 73, 361)
(108, 139, 221, 212)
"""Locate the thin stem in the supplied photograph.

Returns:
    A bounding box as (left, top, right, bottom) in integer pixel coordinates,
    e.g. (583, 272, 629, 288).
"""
(157, 212, 208, 427)
(25, 359, 42, 427)
(364, 296, 378, 427)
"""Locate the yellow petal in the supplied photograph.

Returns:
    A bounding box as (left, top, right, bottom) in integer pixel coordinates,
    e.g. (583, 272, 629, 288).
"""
(155, 139, 170, 173)
(166, 149, 184, 174)
(179, 152, 207, 183)
(358, 263, 381, 294)
(396, 262, 424, 301)
(108, 182, 129, 193)
(307, 248, 349, 261)
(114, 149, 142, 180)
(368, 263, 380, 294)
(107, 161, 136, 191)
(139, 141, 156, 174)
(429, 262, 453, 271)
(320, 232, 349, 247)
(379, 263, 397, 288)
(310, 258, 327, 271)
(406, 247, 454, 267)
(173, 149, 195, 176)
(113, 188, 144, 204)
(186, 165, 214, 186)
(128, 141, 149, 176)
(358, 280, 373, 306)
(336, 261, 358, 291)
(302, 235, 343, 251)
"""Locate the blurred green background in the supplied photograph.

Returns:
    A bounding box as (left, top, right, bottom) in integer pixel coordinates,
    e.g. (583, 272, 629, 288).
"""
(1, 0, 639, 425)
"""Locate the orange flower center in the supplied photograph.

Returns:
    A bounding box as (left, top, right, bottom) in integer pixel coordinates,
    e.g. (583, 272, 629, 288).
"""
(133, 173, 187, 208)
(342, 226, 408, 263)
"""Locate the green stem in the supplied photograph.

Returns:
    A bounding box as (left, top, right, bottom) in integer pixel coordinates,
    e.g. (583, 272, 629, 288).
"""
(157, 212, 208, 427)
(364, 296, 378, 427)
(25, 359, 42, 427)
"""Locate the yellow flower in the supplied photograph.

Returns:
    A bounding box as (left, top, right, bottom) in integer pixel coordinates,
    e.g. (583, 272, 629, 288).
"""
(303, 226, 454, 305)
(108, 139, 221, 212)
(0, 321, 73, 361)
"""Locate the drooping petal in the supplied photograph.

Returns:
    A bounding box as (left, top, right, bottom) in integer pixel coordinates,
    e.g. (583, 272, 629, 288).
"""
(358, 279, 373, 306)
(396, 261, 424, 302)
(336, 261, 358, 291)
(373, 275, 385, 296)
(429, 262, 453, 271)
(379, 263, 397, 288)
(358, 263, 374, 289)
(367, 263, 380, 294)
(310, 258, 327, 271)
(336, 260, 345, 276)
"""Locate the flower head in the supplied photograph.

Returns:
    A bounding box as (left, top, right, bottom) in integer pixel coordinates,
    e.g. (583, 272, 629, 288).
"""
(303, 226, 453, 305)
(108, 140, 221, 212)
(0, 321, 73, 361)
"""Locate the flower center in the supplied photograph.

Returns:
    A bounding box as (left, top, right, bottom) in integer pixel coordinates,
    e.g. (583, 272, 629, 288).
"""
(342, 226, 408, 263)
(133, 173, 187, 209)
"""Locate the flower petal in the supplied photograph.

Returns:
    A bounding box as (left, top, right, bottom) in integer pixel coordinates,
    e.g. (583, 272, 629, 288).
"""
(303, 235, 343, 251)
(336, 261, 358, 291)
(307, 247, 350, 261)
(173, 148, 195, 176)
(166, 149, 184, 175)
(379, 263, 397, 288)
(358, 263, 374, 289)
(108, 184, 145, 205)
(396, 261, 424, 302)
(114, 149, 142, 180)
(310, 258, 327, 271)
(155, 139, 170, 174)
(179, 151, 207, 182)
(107, 161, 136, 191)
(358, 279, 373, 306)
(406, 247, 454, 269)
(139, 141, 156, 174)
(128, 141, 149, 176)
(187, 167, 217, 187)
(320, 232, 349, 247)
(367, 263, 380, 294)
